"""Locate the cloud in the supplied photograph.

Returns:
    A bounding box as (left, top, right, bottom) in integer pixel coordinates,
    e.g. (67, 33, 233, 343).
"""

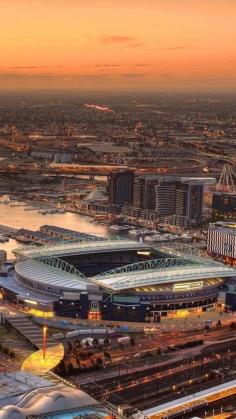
(162, 45, 189, 50)
(1, 65, 64, 71)
(10, 66, 40, 70)
(62, 73, 147, 81)
(100, 34, 136, 44)
(180, 76, 236, 82)
(122, 41, 143, 48)
(93, 64, 123, 68)
(161, 74, 173, 78)
(0, 72, 65, 80)
(145, 45, 189, 52)
(69, 73, 114, 81)
(100, 34, 143, 48)
(120, 73, 146, 78)
(92, 63, 148, 68)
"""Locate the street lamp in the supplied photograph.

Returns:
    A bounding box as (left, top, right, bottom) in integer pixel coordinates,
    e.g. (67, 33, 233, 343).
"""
(42, 324, 48, 360)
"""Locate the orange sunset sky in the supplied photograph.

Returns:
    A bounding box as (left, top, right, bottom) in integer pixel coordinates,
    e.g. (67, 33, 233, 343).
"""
(1, 0, 236, 92)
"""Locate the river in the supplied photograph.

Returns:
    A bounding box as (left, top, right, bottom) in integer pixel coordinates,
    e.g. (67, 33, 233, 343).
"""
(0, 195, 109, 259)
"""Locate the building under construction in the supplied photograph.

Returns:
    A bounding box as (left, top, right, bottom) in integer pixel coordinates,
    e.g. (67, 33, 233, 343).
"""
(212, 192, 236, 220)
(212, 164, 236, 220)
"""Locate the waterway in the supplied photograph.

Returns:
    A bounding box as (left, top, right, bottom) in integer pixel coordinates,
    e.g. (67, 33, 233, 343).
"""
(0, 195, 109, 259)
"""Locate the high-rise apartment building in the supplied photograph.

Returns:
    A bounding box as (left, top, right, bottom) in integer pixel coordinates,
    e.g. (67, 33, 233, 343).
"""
(155, 179, 177, 217)
(108, 172, 204, 225)
(133, 176, 160, 210)
(108, 170, 134, 208)
(175, 180, 203, 227)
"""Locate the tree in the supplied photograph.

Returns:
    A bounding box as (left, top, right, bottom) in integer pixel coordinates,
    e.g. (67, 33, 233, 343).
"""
(67, 361, 74, 375)
(95, 357, 103, 369)
(130, 337, 135, 346)
(57, 359, 66, 376)
(96, 356, 103, 365)
(93, 338, 99, 346)
(104, 338, 110, 346)
(67, 341, 73, 353)
(103, 351, 111, 360)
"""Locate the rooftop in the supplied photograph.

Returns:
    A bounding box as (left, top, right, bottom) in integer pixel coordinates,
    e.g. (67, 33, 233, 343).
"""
(0, 372, 53, 406)
(0, 382, 99, 419)
(92, 259, 236, 291)
(17, 229, 51, 241)
(137, 175, 216, 184)
(77, 142, 130, 154)
(14, 239, 149, 258)
(213, 191, 236, 197)
(15, 259, 90, 292)
(209, 222, 236, 235)
(0, 274, 57, 303)
(40, 225, 104, 240)
(141, 379, 236, 418)
(82, 188, 107, 202)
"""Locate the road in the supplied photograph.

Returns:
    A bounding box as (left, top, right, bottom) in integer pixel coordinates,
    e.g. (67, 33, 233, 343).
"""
(0, 160, 207, 177)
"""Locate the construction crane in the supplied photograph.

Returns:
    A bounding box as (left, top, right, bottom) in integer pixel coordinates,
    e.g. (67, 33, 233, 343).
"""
(9, 125, 17, 144)
(216, 164, 236, 193)
(64, 123, 76, 138)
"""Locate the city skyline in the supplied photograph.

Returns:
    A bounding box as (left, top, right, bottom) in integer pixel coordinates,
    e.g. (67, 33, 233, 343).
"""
(1, 1, 236, 416)
(1, 0, 236, 92)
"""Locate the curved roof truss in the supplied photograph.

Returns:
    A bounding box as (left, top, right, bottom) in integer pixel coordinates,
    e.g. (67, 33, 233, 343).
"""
(36, 256, 87, 281)
(96, 257, 201, 278)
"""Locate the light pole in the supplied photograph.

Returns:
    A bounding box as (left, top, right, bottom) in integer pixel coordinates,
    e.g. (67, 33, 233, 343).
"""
(43, 324, 48, 360)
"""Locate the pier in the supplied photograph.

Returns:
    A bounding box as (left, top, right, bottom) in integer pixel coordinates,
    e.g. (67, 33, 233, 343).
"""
(0, 224, 18, 238)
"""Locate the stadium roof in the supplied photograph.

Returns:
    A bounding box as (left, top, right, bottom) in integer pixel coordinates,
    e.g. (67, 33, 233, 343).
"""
(0, 274, 57, 303)
(14, 239, 150, 258)
(15, 259, 90, 291)
(13, 239, 236, 295)
(92, 262, 236, 291)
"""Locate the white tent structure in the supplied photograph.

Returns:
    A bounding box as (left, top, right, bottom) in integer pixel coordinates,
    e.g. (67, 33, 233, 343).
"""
(81, 188, 107, 204)
(0, 383, 99, 419)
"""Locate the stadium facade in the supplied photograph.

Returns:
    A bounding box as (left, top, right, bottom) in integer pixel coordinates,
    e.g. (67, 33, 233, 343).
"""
(0, 239, 235, 322)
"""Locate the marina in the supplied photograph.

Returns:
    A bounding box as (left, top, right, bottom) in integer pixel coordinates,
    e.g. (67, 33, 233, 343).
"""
(0, 196, 188, 259)
(38, 208, 66, 214)
(108, 224, 131, 233)
(0, 236, 8, 243)
(0, 196, 109, 258)
(128, 228, 159, 237)
(144, 233, 180, 243)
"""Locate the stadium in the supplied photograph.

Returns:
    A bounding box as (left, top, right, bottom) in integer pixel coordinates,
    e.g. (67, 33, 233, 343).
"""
(0, 236, 235, 322)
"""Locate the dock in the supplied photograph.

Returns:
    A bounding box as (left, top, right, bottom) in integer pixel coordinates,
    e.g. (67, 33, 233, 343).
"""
(0, 224, 18, 238)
